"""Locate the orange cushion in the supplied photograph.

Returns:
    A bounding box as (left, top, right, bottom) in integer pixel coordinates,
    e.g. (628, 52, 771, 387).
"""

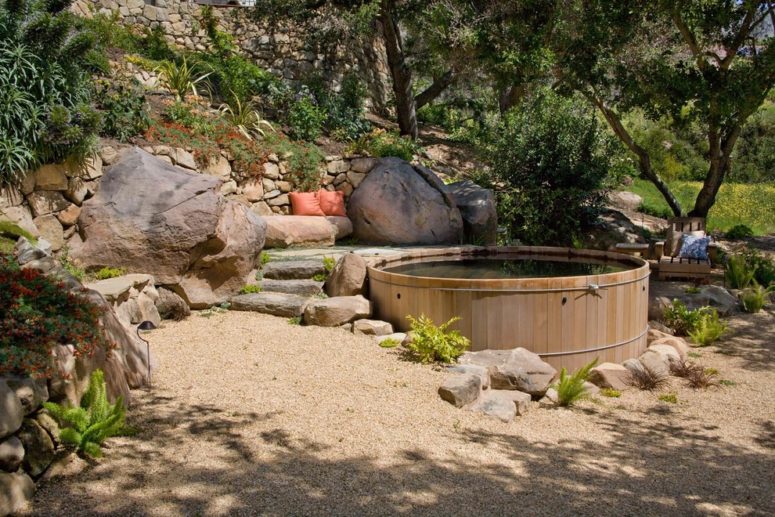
(318, 190, 347, 217)
(290, 192, 325, 216)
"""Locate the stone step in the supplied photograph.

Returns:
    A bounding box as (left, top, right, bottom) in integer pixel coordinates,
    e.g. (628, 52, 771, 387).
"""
(260, 279, 324, 297)
(262, 260, 326, 280)
(230, 292, 309, 318)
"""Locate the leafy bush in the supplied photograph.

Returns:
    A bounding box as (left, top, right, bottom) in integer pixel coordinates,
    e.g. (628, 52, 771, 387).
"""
(239, 284, 262, 295)
(95, 81, 151, 142)
(287, 93, 326, 142)
(485, 89, 620, 245)
(687, 309, 726, 346)
(0, 0, 101, 185)
(350, 129, 419, 161)
(94, 267, 126, 280)
(405, 315, 470, 364)
(725, 254, 756, 289)
(43, 370, 130, 457)
(554, 359, 598, 407)
(662, 300, 704, 336)
(628, 366, 669, 391)
(739, 283, 773, 314)
(725, 224, 754, 240)
(0, 256, 111, 379)
(308, 73, 371, 140)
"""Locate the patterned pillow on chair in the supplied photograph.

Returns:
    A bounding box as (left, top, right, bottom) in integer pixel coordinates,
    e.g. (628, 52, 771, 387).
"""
(679, 235, 711, 261)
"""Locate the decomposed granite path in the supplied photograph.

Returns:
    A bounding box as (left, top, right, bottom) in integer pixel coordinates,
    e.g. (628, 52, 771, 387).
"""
(29, 309, 775, 516)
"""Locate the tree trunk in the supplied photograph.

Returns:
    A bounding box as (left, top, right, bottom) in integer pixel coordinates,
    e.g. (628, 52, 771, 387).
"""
(690, 124, 742, 217)
(379, 0, 418, 139)
(415, 70, 454, 110)
(586, 93, 684, 216)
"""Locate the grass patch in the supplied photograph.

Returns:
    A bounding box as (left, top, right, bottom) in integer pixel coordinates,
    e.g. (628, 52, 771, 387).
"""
(600, 387, 622, 398)
(288, 316, 301, 325)
(239, 284, 262, 295)
(658, 393, 678, 404)
(625, 179, 775, 235)
(94, 267, 126, 280)
(378, 337, 401, 349)
(719, 379, 736, 387)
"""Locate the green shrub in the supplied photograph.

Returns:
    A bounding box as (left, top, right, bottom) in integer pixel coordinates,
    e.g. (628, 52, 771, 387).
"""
(405, 315, 470, 364)
(95, 80, 151, 142)
(658, 393, 678, 404)
(287, 94, 326, 142)
(485, 89, 620, 245)
(43, 370, 130, 457)
(554, 359, 598, 407)
(725, 254, 756, 289)
(688, 309, 726, 346)
(323, 256, 336, 273)
(0, 256, 111, 379)
(94, 267, 126, 280)
(739, 283, 773, 313)
(740, 248, 775, 287)
(600, 387, 621, 398)
(350, 129, 418, 161)
(378, 337, 401, 349)
(309, 73, 371, 141)
(0, 0, 101, 185)
(58, 246, 85, 281)
(725, 224, 754, 240)
(239, 284, 262, 295)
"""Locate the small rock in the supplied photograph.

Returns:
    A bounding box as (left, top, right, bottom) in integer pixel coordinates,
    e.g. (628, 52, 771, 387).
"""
(260, 279, 324, 297)
(303, 295, 371, 327)
(0, 436, 24, 472)
(34, 412, 60, 446)
(622, 358, 646, 379)
(352, 319, 393, 336)
(13, 237, 51, 265)
(650, 336, 690, 361)
(263, 260, 326, 280)
(4, 378, 48, 415)
(588, 363, 632, 390)
(173, 148, 197, 170)
(649, 343, 682, 365)
(203, 155, 232, 180)
(583, 381, 600, 396)
(0, 381, 24, 440)
(375, 333, 407, 346)
(155, 287, 191, 320)
(469, 390, 518, 422)
(26, 190, 69, 217)
(56, 204, 81, 227)
(32, 215, 64, 251)
(18, 419, 55, 477)
(438, 374, 481, 408)
(540, 387, 559, 405)
(648, 296, 672, 321)
(638, 349, 672, 378)
(447, 364, 490, 390)
(99, 145, 120, 165)
(648, 321, 674, 336)
(33, 164, 68, 191)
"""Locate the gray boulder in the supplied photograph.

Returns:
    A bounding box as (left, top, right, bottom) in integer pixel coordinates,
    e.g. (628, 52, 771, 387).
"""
(0, 382, 23, 440)
(18, 419, 55, 478)
(303, 295, 371, 327)
(459, 348, 557, 397)
(0, 436, 24, 472)
(0, 471, 34, 515)
(444, 180, 497, 245)
(71, 148, 266, 309)
(325, 253, 367, 297)
(348, 158, 464, 245)
(156, 287, 191, 320)
(447, 364, 491, 390)
(261, 279, 324, 297)
(438, 374, 481, 408)
(263, 260, 325, 280)
(230, 292, 309, 318)
(4, 378, 48, 415)
(469, 390, 531, 422)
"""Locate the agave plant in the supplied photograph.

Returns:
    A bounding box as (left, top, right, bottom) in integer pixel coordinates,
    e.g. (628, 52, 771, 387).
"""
(155, 57, 212, 101)
(219, 91, 274, 140)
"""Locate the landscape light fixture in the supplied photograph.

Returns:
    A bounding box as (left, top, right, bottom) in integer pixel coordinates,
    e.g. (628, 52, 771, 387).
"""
(136, 320, 157, 388)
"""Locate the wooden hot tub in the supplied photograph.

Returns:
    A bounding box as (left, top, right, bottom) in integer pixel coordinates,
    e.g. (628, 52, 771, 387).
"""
(368, 246, 650, 371)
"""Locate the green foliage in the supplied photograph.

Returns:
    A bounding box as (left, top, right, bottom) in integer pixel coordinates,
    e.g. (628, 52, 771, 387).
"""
(658, 393, 677, 404)
(725, 225, 754, 240)
(59, 246, 85, 281)
(308, 73, 371, 140)
(688, 310, 726, 347)
(739, 283, 774, 314)
(43, 370, 130, 457)
(0, 222, 35, 255)
(554, 359, 598, 407)
(95, 80, 151, 142)
(239, 284, 262, 295)
(155, 57, 212, 102)
(485, 89, 620, 245)
(287, 92, 326, 142)
(378, 338, 401, 349)
(94, 267, 126, 280)
(350, 129, 419, 161)
(260, 252, 271, 268)
(663, 300, 716, 337)
(288, 316, 301, 325)
(405, 315, 470, 364)
(739, 248, 775, 288)
(219, 94, 274, 141)
(0, 256, 111, 378)
(312, 272, 328, 282)
(725, 254, 756, 289)
(0, 0, 101, 185)
(600, 388, 621, 398)
(323, 256, 336, 273)
(262, 132, 325, 192)
(731, 93, 775, 183)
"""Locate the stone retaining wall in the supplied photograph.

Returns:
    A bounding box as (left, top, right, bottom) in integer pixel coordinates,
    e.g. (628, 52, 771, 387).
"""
(71, 0, 390, 109)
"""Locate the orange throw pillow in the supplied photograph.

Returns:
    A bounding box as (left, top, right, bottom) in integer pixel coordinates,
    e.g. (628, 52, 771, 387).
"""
(318, 190, 347, 217)
(290, 192, 325, 216)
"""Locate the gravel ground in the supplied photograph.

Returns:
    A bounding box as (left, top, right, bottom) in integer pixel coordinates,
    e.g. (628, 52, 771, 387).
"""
(29, 308, 775, 516)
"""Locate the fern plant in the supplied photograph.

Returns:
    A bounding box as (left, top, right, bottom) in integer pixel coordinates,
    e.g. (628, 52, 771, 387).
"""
(739, 283, 774, 314)
(554, 359, 598, 407)
(43, 370, 130, 458)
(687, 309, 726, 346)
(405, 315, 470, 364)
(725, 254, 756, 289)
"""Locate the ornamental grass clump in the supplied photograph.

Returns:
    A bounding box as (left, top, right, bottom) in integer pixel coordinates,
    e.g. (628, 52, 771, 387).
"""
(405, 315, 470, 364)
(554, 359, 598, 407)
(739, 283, 774, 313)
(44, 370, 131, 458)
(628, 366, 669, 391)
(0, 256, 112, 379)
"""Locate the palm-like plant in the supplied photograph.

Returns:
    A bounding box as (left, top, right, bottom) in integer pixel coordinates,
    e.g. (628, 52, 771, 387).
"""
(554, 359, 598, 406)
(155, 56, 212, 101)
(218, 91, 274, 140)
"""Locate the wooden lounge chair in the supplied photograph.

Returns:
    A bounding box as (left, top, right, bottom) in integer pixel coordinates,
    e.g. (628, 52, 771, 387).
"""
(655, 217, 714, 281)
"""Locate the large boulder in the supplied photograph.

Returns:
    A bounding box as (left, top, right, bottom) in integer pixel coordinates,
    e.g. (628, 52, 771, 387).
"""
(588, 363, 632, 390)
(347, 158, 464, 245)
(459, 348, 557, 397)
(0, 382, 23, 440)
(71, 148, 266, 308)
(444, 180, 497, 245)
(325, 253, 367, 297)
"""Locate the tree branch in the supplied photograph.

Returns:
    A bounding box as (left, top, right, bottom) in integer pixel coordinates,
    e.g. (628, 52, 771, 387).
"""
(414, 70, 454, 110)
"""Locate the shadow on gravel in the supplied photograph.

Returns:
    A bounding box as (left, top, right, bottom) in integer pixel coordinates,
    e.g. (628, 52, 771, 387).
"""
(31, 389, 775, 516)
